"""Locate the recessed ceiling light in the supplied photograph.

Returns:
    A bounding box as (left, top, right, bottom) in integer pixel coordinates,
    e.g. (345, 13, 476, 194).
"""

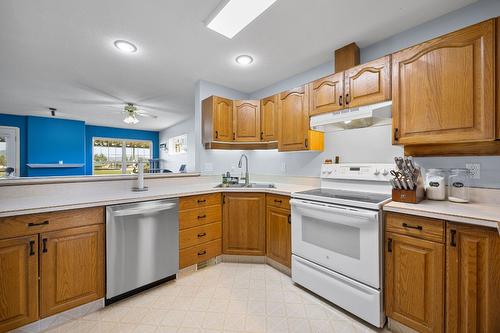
(113, 40, 137, 53)
(235, 55, 253, 65)
(206, 0, 278, 39)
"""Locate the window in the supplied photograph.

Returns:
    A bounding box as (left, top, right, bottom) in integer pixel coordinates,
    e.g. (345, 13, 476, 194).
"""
(0, 126, 20, 177)
(93, 138, 152, 175)
(168, 134, 188, 155)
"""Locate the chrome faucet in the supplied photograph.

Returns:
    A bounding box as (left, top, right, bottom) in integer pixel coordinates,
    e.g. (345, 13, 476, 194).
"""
(238, 153, 250, 186)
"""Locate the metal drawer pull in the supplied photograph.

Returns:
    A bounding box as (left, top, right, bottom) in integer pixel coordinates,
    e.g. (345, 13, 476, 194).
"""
(402, 223, 422, 230)
(387, 238, 393, 253)
(197, 232, 206, 238)
(29, 240, 35, 256)
(197, 250, 207, 256)
(42, 238, 48, 253)
(197, 199, 206, 204)
(288, 215, 291, 224)
(274, 199, 282, 203)
(450, 229, 457, 247)
(28, 220, 49, 227)
(197, 214, 207, 219)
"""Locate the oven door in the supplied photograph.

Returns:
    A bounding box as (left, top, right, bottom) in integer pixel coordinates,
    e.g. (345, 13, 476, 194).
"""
(291, 198, 380, 288)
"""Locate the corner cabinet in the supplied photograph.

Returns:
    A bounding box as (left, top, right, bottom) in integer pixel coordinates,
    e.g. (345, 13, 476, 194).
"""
(260, 95, 279, 141)
(392, 19, 495, 145)
(222, 193, 266, 255)
(202, 96, 233, 143)
(344, 55, 391, 108)
(233, 100, 261, 142)
(446, 223, 500, 333)
(278, 86, 324, 152)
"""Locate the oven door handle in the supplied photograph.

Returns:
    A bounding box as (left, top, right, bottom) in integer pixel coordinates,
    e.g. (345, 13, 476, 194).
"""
(290, 199, 378, 221)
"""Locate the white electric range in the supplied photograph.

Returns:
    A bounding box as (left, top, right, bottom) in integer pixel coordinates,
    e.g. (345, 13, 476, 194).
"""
(291, 163, 393, 328)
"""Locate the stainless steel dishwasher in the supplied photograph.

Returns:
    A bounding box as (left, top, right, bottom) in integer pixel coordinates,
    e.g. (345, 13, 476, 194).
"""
(106, 198, 178, 304)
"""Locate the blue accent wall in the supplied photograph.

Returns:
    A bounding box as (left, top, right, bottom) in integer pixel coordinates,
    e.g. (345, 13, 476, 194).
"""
(85, 125, 159, 175)
(0, 113, 160, 177)
(27, 116, 86, 177)
(0, 114, 28, 176)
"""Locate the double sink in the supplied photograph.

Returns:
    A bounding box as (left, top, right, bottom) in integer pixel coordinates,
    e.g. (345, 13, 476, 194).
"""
(214, 183, 276, 189)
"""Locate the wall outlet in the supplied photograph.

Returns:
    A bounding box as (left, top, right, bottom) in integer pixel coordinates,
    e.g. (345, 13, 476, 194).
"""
(281, 162, 286, 173)
(466, 163, 480, 179)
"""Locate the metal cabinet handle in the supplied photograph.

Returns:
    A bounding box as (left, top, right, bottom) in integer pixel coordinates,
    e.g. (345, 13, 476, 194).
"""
(339, 95, 343, 106)
(197, 232, 207, 238)
(345, 93, 350, 105)
(450, 229, 457, 247)
(28, 220, 49, 227)
(274, 199, 282, 203)
(402, 223, 422, 231)
(394, 128, 399, 142)
(288, 215, 291, 224)
(304, 138, 308, 148)
(42, 238, 48, 253)
(215, 130, 218, 139)
(29, 240, 35, 256)
(197, 214, 206, 219)
(260, 132, 264, 141)
(197, 250, 207, 256)
(387, 238, 393, 253)
(232, 133, 236, 140)
(197, 199, 206, 204)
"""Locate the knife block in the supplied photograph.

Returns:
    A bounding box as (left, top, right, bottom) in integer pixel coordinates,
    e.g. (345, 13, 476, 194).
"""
(392, 186, 425, 204)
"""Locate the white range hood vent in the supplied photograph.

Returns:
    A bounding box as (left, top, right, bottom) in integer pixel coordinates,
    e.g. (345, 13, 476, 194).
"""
(310, 101, 392, 132)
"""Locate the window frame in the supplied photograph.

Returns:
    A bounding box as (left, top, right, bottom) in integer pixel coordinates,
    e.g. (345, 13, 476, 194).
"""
(92, 137, 153, 175)
(0, 126, 20, 177)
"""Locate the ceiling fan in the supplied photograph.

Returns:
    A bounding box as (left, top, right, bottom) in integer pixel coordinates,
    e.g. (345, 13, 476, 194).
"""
(122, 103, 157, 124)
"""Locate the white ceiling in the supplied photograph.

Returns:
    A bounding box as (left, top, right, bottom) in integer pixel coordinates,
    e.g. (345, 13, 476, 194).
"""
(0, 0, 476, 130)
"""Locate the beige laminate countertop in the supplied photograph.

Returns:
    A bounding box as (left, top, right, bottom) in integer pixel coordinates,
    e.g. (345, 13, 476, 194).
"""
(384, 199, 500, 233)
(0, 177, 315, 217)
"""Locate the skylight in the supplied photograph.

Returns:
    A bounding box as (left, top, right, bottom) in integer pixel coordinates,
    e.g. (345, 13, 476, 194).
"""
(206, 0, 277, 39)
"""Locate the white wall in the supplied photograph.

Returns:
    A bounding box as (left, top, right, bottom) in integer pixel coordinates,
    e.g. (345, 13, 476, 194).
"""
(159, 117, 195, 172)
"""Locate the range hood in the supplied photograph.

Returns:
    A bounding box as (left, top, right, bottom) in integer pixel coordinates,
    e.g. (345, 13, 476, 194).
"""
(310, 101, 392, 132)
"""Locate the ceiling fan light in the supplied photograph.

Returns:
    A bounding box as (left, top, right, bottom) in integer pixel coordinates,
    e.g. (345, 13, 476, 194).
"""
(123, 114, 139, 124)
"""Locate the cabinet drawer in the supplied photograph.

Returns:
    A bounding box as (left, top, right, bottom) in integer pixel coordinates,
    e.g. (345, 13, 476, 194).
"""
(179, 239, 221, 269)
(385, 212, 445, 243)
(179, 205, 221, 230)
(0, 207, 104, 240)
(179, 222, 222, 249)
(266, 194, 290, 210)
(179, 193, 221, 210)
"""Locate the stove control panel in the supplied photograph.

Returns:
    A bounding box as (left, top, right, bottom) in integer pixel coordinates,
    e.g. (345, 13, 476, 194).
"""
(321, 163, 394, 182)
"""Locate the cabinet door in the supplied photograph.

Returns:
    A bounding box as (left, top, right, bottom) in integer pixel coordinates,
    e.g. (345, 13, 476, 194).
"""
(446, 223, 500, 333)
(260, 95, 279, 141)
(40, 224, 104, 318)
(278, 86, 310, 151)
(266, 206, 291, 268)
(385, 232, 444, 333)
(309, 72, 344, 115)
(0, 236, 38, 332)
(213, 96, 233, 142)
(233, 100, 260, 142)
(392, 20, 495, 145)
(344, 55, 391, 108)
(222, 193, 265, 255)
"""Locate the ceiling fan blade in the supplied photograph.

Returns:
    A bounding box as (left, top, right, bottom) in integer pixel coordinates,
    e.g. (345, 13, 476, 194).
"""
(73, 82, 127, 104)
(136, 111, 158, 119)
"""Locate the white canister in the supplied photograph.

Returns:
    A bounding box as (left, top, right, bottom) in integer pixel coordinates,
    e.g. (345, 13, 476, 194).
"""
(425, 169, 447, 200)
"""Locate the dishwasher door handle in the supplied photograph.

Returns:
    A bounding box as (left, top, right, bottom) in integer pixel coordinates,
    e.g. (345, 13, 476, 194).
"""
(111, 202, 177, 217)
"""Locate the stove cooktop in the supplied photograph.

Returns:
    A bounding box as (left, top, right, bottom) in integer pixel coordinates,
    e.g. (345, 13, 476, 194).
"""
(292, 188, 391, 209)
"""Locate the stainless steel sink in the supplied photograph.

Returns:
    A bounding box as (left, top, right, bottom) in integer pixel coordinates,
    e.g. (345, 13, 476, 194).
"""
(214, 183, 275, 189)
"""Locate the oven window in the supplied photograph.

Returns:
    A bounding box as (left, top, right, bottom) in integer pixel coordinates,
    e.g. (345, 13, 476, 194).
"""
(302, 216, 360, 259)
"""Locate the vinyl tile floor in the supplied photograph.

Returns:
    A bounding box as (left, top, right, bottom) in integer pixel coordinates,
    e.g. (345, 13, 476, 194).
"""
(42, 262, 390, 333)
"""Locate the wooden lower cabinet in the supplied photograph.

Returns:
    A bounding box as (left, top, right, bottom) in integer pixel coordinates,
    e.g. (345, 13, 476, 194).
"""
(385, 232, 444, 333)
(0, 235, 38, 333)
(223, 193, 266, 255)
(266, 205, 291, 267)
(39, 224, 104, 318)
(446, 223, 500, 333)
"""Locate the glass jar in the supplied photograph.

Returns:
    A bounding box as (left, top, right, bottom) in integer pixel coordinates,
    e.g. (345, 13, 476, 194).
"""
(425, 168, 447, 200)
(448, 168, 470, 203)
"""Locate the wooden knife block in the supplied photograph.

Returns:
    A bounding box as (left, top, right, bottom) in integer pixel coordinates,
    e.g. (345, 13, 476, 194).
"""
(392, 186, 425, 204)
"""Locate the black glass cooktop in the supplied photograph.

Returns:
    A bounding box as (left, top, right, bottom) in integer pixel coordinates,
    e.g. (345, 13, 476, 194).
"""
(294, 188, 390, 204)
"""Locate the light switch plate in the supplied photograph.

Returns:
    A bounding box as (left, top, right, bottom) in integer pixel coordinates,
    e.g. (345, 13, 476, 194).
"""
(466, 163, 480, 179)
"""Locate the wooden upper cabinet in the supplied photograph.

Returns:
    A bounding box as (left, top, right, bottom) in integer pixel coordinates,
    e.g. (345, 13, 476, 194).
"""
(278, 86, 310, 151)
(202, 96, 233, 143)
(392, 19, 495, 145)
(40, 224, 104, 318)
(344, 55, 391, 108)
(222, 193, 265, 255)
(309, 72, 344, 115)
(260, 95, 279, 141)
(446, 223, 500, 333)
(233, 100, 260, 142)
(497, 17, 500, 139)
(0, 236, 38, 332)
(266, 205, 291, 268)
(385, 232, 444, 333)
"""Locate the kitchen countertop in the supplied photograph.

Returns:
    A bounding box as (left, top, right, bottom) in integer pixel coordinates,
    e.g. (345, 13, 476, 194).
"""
(384, 197, 500, 234)
(0, 176, 316, 217)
